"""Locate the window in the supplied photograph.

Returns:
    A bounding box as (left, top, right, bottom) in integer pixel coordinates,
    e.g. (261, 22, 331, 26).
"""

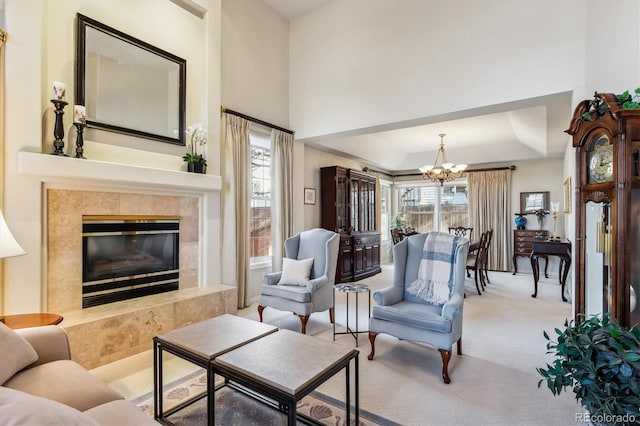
(380, 183, 391, 242)
(397, 182, 468, 232)
(250, 131, 271, 259)
(439, 184, 469, 229)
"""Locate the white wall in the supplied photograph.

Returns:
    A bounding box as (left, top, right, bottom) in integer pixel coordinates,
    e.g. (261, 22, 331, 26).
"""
(289, 0, 587, 140)
(2, 0, 221, 313)
(220, 0, 291, 295)
(221, 0, 289, 128)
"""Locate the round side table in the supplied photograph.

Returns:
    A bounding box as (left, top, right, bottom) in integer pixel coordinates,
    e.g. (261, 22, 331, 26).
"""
(333, 283, 371, 346)
(0, 313, 63, 329)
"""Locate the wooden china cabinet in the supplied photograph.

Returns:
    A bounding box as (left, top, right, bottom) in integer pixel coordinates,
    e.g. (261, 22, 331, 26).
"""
(320, 166, 381, 283)
(566, 92, 640, 327)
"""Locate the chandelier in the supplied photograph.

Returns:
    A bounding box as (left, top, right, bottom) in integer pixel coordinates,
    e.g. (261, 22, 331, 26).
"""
(419, 133, 467, 186)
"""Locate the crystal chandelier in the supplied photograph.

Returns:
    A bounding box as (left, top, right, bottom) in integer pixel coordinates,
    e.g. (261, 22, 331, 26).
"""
(419, 133, 468, 186)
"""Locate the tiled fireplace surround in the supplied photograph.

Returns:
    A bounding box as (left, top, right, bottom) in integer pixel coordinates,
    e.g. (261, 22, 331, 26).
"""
(47, 189, 236, 370)
(19, 152, 237, 370)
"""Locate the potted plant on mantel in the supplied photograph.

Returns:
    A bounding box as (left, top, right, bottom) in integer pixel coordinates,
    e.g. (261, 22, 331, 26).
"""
(537, 314, 640, 425)
(183, 123, 207, 174)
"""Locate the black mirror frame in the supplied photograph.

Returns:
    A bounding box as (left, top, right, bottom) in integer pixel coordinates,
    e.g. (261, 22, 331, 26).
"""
(75, 13, 186, 146)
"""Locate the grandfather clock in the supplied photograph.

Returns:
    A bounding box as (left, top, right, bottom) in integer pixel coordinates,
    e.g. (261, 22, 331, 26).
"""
(566, 92, 640, 327)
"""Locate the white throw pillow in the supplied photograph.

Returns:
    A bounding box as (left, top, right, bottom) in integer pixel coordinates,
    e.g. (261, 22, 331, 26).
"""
(277, 257, 314, 286)
(0, 322, 39, 385)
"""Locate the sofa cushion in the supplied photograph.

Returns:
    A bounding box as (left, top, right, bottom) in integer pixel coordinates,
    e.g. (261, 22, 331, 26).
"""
(278, 257, 314, 286)
(0, 386, 99, 426)
(3, 359, 123, 412)
(260, 284, 312, 303)
(84, 399, 159, 425)
(0, 322, 39, 385)
(371, 301, 452, 333)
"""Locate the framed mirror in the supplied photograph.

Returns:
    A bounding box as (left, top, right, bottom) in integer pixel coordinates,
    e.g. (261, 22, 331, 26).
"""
(75, 13, 186, 145)
(520, 191, 550, 214)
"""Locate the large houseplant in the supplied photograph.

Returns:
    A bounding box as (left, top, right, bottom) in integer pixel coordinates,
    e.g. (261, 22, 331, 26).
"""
(537, 314, 640, 425)
(183, 123, 207, 173)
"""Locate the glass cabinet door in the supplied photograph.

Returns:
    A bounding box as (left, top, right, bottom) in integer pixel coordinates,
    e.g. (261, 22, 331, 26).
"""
(630, 190, 640, 325)
(584, 201, 612, 316)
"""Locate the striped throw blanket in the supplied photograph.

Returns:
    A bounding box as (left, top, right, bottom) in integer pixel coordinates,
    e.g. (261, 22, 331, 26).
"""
(407, 232, 460, 305)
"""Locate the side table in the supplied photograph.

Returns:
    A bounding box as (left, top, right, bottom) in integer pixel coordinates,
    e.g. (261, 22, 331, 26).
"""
(0, 313, 63, 329)
(333, 283, 370, 346)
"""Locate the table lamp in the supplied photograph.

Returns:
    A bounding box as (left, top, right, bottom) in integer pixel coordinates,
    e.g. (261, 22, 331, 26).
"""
(0, 209, 25, 323)
(550, 201, 561, 241)
(0, 209, 26, 259)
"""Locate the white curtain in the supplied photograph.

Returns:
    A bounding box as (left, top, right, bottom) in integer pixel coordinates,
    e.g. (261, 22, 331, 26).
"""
(221, 113, 250, 308)
(467, 169, 512, 271)
(270, 129, 294, 271)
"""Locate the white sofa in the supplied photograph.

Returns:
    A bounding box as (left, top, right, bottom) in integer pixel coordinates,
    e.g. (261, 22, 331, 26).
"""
(0, 323, 157, 425)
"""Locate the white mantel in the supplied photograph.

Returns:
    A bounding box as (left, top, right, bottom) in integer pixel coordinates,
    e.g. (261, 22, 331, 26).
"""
(8, 150, 223, 314)
(17, 151, 221, 192)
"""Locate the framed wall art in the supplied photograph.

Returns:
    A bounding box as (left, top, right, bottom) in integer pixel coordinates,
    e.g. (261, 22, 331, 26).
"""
(304, 188, 316, 205)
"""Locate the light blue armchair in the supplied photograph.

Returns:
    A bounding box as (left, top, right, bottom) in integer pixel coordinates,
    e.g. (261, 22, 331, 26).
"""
(368, 232, 469, 383)
(257, 228, 340, 334)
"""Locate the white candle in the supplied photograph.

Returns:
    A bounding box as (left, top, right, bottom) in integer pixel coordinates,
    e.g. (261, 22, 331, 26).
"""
(52, 81, 66, 100)
(73, 105, 86, 123)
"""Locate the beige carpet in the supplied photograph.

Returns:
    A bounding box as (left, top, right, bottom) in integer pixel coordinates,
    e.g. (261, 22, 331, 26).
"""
(238, 265, 581, 426)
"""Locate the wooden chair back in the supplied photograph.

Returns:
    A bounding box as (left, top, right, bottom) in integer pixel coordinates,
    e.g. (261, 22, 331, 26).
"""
(448, 226, 473, 240)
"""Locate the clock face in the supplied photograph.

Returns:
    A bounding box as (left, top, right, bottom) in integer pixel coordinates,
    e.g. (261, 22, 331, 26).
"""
(587, 134, 613, 184)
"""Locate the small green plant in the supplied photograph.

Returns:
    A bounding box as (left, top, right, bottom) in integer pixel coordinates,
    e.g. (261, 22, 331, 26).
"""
(581, 89, 640, 121)
(391, 214, 405, 229)
(616, 88, 640, 109)
(182, 152, 207, 165)
(183, 123, 207, 166)
(537, 314, 640, 422)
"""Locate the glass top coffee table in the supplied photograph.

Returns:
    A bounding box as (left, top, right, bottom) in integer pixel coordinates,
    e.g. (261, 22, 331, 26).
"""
(153, 314, 278, 426)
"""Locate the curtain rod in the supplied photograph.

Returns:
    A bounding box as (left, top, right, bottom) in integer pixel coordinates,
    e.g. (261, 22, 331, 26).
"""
(366, 164, 516, 178)
(221, 106, 294, 135)
(396, 164, 516, 178)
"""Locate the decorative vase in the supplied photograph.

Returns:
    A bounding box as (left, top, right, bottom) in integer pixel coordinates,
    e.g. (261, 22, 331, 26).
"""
(537, 215, 545, 230)
(514, 214, 527, 230)
(187, 163, 206, 174)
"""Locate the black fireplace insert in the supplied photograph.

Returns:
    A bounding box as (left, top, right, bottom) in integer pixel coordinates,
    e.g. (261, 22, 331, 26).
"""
(82, 217, 179, 308)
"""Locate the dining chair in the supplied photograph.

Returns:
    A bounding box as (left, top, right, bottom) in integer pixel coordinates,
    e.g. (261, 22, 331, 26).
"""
(465, 230, 488, 295)
(448, 226, 473, 241)
(391, 228, 403, 245)
(482, 229, 494, 284)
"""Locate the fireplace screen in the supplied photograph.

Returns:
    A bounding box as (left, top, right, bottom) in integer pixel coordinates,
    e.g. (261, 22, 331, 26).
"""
(82, 217, 179, 308)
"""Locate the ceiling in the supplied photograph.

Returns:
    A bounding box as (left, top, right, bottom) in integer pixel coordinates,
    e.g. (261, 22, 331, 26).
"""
(263, 1, 574, 174)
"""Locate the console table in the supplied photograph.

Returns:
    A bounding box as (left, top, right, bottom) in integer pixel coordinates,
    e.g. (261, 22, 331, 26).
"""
(530, 240, 571, 302)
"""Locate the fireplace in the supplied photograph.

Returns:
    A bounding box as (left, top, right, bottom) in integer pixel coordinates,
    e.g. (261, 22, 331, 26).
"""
(82, 216, 179, 308)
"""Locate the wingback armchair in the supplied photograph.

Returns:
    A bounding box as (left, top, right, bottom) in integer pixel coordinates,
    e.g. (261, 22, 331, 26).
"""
(368, 232, 469, 383)
(257, 228, 339, 334)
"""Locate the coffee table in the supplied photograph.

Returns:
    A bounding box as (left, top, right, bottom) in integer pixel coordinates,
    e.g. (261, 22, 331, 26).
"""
(213, 329, 359, 426)
(153, 314, 278, 426)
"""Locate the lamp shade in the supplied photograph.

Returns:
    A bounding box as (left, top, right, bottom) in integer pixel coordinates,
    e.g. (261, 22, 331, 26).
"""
(0, 210, 26, 258)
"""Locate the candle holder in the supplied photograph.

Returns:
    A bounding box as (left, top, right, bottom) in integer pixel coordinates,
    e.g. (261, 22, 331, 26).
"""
(550, 201, 561, 241)
(51, 99, 68, 156)
(73, 122, 86, 158)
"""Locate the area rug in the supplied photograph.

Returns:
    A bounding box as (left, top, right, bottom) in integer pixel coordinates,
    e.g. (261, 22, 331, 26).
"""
(133, 370, 399, 426)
